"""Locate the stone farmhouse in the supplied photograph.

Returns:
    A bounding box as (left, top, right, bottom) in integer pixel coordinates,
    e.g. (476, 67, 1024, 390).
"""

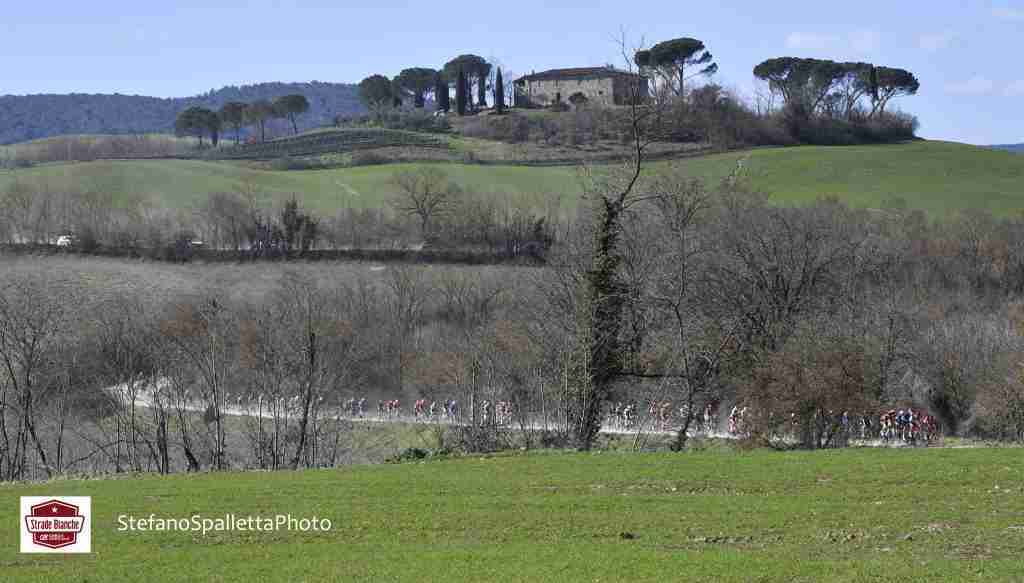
(513, 67, 649, 108)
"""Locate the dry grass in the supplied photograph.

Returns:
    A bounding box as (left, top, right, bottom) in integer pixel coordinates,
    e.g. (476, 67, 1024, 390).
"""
(0, 254, 529, 309)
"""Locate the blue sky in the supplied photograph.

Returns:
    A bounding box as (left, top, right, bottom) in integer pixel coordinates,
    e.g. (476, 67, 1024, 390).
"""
(2, 0, 1022, 144)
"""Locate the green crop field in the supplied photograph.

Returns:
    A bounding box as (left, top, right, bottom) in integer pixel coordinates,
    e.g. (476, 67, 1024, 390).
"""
(2, 141, 1023, 217)
(1, 448, 1022, 582)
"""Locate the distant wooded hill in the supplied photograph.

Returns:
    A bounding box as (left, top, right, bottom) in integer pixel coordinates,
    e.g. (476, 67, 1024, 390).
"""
(0, 82, 364, 144)
(991, 144, 1024, 153)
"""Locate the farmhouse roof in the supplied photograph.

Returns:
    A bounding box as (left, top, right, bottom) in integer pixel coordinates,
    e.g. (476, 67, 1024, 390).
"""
(514, 67, 644, 83)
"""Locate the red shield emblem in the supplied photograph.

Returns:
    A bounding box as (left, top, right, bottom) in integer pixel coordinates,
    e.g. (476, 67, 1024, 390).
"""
(24, 499, 86, 549)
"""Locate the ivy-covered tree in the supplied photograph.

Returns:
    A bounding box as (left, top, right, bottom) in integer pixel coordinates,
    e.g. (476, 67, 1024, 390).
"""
(273, 94, 310, 135)
(219, 102, 247, 145)
(635, 37, 718, 97)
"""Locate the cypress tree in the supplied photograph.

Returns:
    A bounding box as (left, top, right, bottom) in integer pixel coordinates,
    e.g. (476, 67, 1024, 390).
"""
(477, 74, 487, 108)
(435, 74, 450, 112)
(495, 68, 505, 113)
(456, 69, 467, 116)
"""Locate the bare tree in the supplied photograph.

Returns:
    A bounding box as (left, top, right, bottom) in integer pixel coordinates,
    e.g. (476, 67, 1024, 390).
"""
(918, 311, 1016, 435)
(272, 274, 363, 470)
(636, 171, 736, 449)
(94, 296, 164, 473)
(160, 295, 237, 470)
(202, 192, 249, 250)
(977, 357, 1024, 441)
(386, 267, 432, 396)
(390, 167, 462, 239)
(239, 304, 289, 469)
(0, 273, 68, 479)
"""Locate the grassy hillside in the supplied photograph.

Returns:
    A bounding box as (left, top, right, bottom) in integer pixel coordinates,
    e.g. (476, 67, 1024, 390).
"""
(712, 141, 1024, 215)
(2, 448, 1021, 582)
(2, 141, 1023, 217)
(0, 158, 583, 215)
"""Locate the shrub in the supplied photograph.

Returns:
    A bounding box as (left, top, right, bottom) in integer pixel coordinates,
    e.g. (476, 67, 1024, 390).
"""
(386, 447, 429, 462)
(268, 157, 321, 171)
(459, 114, 530, 143)
(385, 447, 452, 463)
(349, 150, 389, 166)
(379, 109, 451, 133)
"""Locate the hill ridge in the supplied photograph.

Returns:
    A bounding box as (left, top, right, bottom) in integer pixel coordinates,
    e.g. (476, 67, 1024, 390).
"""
(990, 143, 1024, 153)
(0, 81, 365, 145)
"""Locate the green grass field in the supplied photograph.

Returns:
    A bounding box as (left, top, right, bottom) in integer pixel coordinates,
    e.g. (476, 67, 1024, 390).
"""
(2, 448, 1022, 582)
(712, 141, 1024, 216)
(2, 141, 1023, 217)
(0, 158, 583, 215)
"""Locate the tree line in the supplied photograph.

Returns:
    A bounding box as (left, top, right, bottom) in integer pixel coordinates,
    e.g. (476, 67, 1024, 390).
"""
(357, 53, 511, 120)
(353, 36, 921, 150)
(0, 167, 557, 261)
(753, 57, 919, 122)
(174, 94, 311, 147)
(632, 36, 920, 146)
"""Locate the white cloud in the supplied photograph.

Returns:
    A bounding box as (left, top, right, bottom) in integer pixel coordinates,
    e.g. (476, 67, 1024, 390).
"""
(918, 32, 956, 52)
(946, 76, 996, 95)
(784, 30, 880, 54)
(993, 7, 1024, 20)
(1005, 80, 1024, 96)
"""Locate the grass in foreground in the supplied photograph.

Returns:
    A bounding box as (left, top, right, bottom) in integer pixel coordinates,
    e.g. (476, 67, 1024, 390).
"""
(1, 448, 1022, 582)
(2, 140, 1023, 217)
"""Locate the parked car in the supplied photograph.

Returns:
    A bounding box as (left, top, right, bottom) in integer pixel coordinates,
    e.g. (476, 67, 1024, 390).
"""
(55, 234, 75, 247)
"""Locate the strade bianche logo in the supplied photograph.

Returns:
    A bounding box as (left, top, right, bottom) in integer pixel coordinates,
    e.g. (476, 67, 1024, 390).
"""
(20, 497, 91, 553)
